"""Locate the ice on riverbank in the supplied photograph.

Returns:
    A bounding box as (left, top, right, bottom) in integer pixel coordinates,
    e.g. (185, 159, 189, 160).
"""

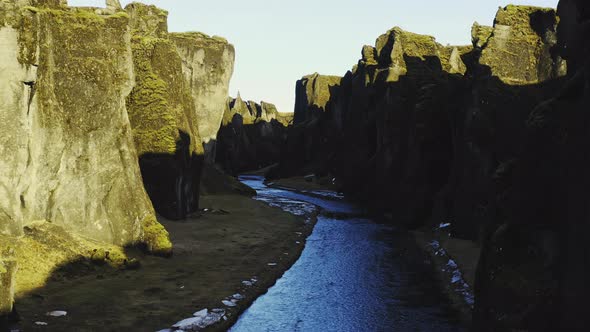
(170, 308, 226, 331)
(429, 241, 475, 307)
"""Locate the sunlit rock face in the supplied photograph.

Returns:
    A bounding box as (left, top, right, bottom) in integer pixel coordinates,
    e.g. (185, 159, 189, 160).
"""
(0, 1, 167, 248)
(125, 3, 204, 221)
(124, 3, 235, 220)
(170, 32, 235, 161)
(216, 95, 292, 175)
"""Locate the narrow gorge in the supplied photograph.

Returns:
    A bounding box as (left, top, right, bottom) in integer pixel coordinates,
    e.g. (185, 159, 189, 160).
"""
(1, 0, 588, 331)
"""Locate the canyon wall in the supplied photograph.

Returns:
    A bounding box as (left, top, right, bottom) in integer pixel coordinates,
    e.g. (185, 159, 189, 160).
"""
(0, 0, 169, 249)
(0, 0, 235, 316)
(170, 32, 235, 161)
(278, 3, 588, 330)
(474, 1, 590, 330)
(124, 4, 234, 220)
(279, 5, 565, 234)
(216, 95, 292, 175)
(126, 3, 199, 220)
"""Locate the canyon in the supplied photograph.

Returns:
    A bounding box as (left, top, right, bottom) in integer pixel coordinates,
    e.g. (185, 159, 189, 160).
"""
(1, 0, 589, 331)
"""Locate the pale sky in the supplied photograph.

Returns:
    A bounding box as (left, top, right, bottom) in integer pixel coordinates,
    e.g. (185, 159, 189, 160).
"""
(69, 0, 559, 113)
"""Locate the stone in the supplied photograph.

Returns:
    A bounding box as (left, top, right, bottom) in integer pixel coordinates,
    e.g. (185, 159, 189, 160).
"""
(122, 9, 235, 219)
(0, 2, 167, 250)
(106, 0, 122, 11)
(0, 247, 16, 316)
(478, 5, 566, 85)
(170, 32, 235, 160)
(215, 97, 292, 175)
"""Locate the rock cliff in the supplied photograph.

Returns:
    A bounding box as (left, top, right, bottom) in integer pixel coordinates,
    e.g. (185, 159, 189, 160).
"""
(277, 2, 588, 330)
(0, 1, 170, 249)
(0, 0, 235, 318)
(125, 3, 201, 221)
(473, 1, 590, 330)
(278, 5, 565, 233)
(123, 4, 234, 220)
(216, 95, 292, 175)
(170, 32, 235, 160)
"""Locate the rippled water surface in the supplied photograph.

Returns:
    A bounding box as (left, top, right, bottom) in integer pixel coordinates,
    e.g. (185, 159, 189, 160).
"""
(232, 176, 464, 332)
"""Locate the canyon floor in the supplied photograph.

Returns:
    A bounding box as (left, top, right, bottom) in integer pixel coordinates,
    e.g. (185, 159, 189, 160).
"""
(12, 194, 313, 332)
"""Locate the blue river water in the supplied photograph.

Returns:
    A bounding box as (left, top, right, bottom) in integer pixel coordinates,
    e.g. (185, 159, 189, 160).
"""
(231, 176, 464, 332)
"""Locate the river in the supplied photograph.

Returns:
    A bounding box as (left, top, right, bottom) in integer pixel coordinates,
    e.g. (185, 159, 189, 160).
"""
(230, 176, 464, 332)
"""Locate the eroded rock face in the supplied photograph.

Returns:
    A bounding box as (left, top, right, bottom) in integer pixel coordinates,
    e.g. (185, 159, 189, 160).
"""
(277, 27, 472, 224)
(0, 2, 169, 249)
(278, 5, 565, 237)
(473, 1, 590, 330)
(170, 32, 235, 160)
(125, 3, 204, 221)
(216, 95, 292, 175)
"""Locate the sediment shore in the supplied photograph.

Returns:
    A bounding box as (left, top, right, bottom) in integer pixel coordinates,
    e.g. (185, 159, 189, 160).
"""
(13, 193, 317, 331)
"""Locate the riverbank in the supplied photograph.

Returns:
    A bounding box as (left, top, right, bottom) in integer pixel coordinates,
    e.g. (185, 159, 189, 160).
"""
(413, 229, 480, 326)
(13, 193, 316, 331)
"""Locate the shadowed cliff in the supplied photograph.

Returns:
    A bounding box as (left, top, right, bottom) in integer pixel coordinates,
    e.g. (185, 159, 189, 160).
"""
(216, 95, 293, 175)
(275, 3, 590, 330)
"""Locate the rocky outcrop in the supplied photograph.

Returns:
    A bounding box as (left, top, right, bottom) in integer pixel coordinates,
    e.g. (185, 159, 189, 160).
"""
(276, 27, 474, 225)
(0, 1, 169, 249)
(278, 5, 565, 234)
(0, 0, 236, 318)
(125, 3, 203, 221)
(473, 1, 590, 330)
(216, 95, 292, 175)
(0, 0, 173, 318)
(277, 2, 585, 331)
(170, 32, 235, 160)
(123, 3, 234, 220)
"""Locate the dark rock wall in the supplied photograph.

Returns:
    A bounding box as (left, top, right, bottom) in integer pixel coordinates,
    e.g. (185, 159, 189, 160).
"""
(215, 95, 293, 175)
(278, 3, 589, 330)
(474, 1, 590, 330)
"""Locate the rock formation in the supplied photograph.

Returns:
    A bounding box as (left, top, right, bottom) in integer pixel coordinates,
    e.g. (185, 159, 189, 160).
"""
(0, 0, 235, 319)
(170, 32, 235, 160)
(277, 2, 588, 330)
(216, 95, 292, 175)
(0, 0, 170, 250)
(278, 5, 565, 233)
(125, 3, 197, 221)
(123, 3, 235, 220)
(473, 1, 590, 330)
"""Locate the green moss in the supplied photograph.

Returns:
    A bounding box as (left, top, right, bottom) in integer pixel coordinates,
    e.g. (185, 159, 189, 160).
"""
(141, 214, 172, 256)
(17, 10, 39, 66)
(302, 73, 342, 110)
(169, 32, 234, 79)
(126, 37, 179, 155)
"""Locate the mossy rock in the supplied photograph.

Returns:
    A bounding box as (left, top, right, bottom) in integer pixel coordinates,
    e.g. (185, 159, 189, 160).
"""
(140, 214, 172, 256)
(302, 73, 342, 111)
